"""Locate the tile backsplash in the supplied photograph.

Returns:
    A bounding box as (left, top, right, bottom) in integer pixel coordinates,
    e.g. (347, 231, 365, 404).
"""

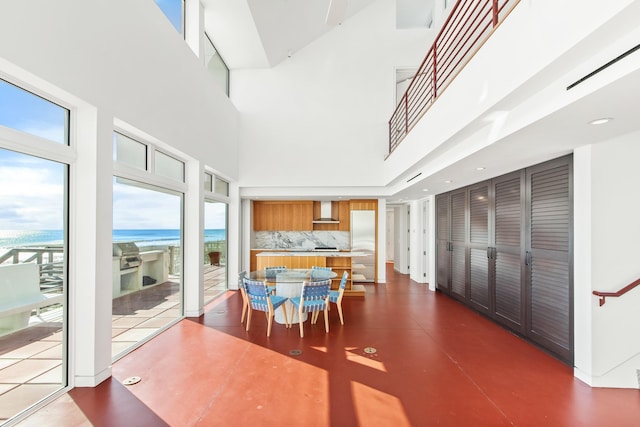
(254, 231, 350, 250)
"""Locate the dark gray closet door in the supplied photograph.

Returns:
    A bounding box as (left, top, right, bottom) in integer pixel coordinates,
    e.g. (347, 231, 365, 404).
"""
(450, 189, 467, 300)
(469, 182, 490, 312)
(492, 171, 525, 332)
(436, 193, 450, 293)
(526, 157, 573, 364)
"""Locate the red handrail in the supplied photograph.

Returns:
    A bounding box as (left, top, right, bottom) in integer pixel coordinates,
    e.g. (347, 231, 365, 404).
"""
(593, 278, 640, 306)
(388, 0, 521, 154)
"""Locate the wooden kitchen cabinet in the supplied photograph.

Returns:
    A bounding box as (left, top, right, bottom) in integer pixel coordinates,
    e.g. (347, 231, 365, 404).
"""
(253, 201, 313, 231)
(338, 200, 350, 231)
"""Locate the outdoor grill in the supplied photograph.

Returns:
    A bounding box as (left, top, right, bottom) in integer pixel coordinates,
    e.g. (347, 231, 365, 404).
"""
(113, 242, 142, 270)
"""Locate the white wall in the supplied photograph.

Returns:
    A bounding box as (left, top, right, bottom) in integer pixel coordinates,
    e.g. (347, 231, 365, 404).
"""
(0, 0, 241, 387)
(233, 0, 428, 190)
(384, 0, 638, 192)
(0, 0, 240, 177)
(392, 205, 410, 274)
(574, 134, 640, 388)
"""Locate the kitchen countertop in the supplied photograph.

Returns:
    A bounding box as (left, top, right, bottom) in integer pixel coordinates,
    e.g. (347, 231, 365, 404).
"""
(256, 251, 371, 257)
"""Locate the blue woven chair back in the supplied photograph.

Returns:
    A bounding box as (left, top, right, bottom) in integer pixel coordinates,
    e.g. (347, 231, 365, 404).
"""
(238, 271, 247, 288)
(244, 278, 270, 312)
(301, 279, 331, 312)
(265, 266, 286, 279)
(339, 271, 348, 289)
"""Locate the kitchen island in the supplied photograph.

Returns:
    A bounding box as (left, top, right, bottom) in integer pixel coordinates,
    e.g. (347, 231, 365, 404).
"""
(255, 251, 369, 296)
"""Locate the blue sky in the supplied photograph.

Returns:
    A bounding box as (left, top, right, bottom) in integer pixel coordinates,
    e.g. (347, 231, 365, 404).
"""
(0, 72, 227, 231)
(0, 148, 65, 230)
(0, 80, 67, 144)
(154, 0, 183, 34)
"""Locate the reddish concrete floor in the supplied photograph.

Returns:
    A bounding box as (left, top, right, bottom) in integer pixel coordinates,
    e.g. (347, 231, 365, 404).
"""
(18, 264, 640, 426)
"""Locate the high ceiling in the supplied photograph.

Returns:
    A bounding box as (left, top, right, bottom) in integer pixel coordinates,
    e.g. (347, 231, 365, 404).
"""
(199, 1, 640, 204)
(201, 0, 433, 69)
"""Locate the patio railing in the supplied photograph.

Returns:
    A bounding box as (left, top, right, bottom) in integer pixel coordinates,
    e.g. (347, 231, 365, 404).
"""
(0, 246, 64, 294)
(388, 0, 520, 154)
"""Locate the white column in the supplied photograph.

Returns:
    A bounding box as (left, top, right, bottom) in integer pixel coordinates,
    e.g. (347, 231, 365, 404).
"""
(226, 182, 241, 290)
(573, 144, 593, 386)
(377, 198, 386, 283)
(70, 107, 113, 387)
(427, 195, 437, 291)
(183, 160, 204, 317)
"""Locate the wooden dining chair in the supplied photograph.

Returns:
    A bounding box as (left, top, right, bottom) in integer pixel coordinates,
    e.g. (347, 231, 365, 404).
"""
(238, 271, 248, 324)
(289, 279, 331, 338)
(329, 271, 348, 325)
(244, 277, 289, 336)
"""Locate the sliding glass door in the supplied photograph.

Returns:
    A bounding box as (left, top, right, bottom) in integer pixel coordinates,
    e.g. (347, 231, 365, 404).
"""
(204, 200, 227, 303)
(111, 177, 183, 360)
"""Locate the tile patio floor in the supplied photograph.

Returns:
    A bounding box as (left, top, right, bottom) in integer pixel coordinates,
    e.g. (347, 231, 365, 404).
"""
(0, 265, 226, 424)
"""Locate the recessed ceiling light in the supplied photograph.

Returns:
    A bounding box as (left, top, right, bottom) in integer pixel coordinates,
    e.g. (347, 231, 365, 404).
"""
(422, 188, 429, 192)
(589, 118, 612, 125)
(476, 167, 486, 171)
(444, 180, 452, 184)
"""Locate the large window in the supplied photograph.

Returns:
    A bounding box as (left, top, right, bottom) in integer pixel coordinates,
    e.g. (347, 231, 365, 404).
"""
(154, 0, 184, 35)
(113, 131, 185, 184)
(204, 200, 227, 303)
(0, 78, 69, 144)
(113, 132, 147, 171)
(204, 33, 230, 96)
(203, 172, 228, 302)
(112, 129, 186, 360)
(112, 177, 183, 360)
(0, 79, 69, 422)
(204, 172, 229, 196)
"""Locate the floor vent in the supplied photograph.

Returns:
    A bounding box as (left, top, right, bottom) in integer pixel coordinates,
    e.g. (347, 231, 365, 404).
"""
(567, 43, 640, 90)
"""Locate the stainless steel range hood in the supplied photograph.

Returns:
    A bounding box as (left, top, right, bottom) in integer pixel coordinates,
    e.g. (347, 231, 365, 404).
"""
(312, 201, 340, 224)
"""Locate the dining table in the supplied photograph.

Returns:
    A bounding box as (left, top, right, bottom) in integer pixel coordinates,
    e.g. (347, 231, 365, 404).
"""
(249, 268, 337, 324)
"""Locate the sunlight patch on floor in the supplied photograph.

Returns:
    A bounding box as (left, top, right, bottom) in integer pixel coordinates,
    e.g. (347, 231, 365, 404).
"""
(351, 381, 410, 426)
(345, 350, 387, 372)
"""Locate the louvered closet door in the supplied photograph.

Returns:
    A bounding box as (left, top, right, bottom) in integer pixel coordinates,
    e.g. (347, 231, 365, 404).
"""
(436, 194, 450, 293)
(469, 182, 490, 312)
(526, 157, 573, 364)
(492, 171, 525, 331)
(450, 189, 467, 300)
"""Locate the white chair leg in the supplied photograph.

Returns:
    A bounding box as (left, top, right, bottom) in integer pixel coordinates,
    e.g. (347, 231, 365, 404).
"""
(324, 308, 329, 333)
(337, 303, 344, 325)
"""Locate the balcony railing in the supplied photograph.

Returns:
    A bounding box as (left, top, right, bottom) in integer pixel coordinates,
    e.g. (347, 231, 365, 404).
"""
(388, 0, 520, 154)
(0, 246, 64, 294)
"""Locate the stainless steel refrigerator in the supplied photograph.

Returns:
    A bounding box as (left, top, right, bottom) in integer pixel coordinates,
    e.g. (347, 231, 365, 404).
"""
(350, 210, 375, 282)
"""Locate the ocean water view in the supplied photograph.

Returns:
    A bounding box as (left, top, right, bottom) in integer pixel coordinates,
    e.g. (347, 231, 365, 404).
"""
(0, 229, 226, 252)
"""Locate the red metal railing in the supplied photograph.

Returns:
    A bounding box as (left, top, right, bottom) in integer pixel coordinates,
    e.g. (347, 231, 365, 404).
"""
(593, 278, 640, 306)
(388, 0, 520, 154)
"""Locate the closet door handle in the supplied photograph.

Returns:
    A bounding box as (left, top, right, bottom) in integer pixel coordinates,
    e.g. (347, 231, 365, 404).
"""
(492, 247, 497, 260)
(525, 251, 532, 266)
(487, 247, 492, 259)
